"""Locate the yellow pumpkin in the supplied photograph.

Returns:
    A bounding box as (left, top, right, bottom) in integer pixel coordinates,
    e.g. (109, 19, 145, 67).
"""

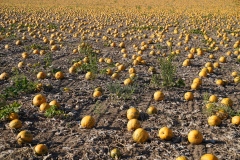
(182, 59, 191, 66)
(209, 95, 218, 103)
(127, 108, 140, 120)
(215, 109, 228, 120)
(16, 130, 33, 144)
(220, 98, 233, 107)
(199, 70, 207, 77)
(146, 106, 157, 115)
(200, 153, 218, 160)
(9, 119, 22, 129)
(188, 130, 203, 145)
(85, 71, 94, 80)
(49, 100, 60, 107)
(39, 103, 50, 112)
(192, 77, 202, 85)
(0, 72, 9, 80)
(110, 148, 121, 159)
(33, 94, 47, 106)
(124, 78, 133, 85)
(8, 112, 19, 120)
(132, 128, 149, 143)
(127, 119, 141, 131)
(69, 66, 76, 74)
(159, 127, 173, 140)
(93, 90, 102, 98)
(176, 156, 188, 160)
(128, 68, 136, 74)
(234, 76, 240, 84)
(55, 71, 64, 79)
(37, 71, 46, 79)
(80, 115, 95, 129)
(219, 56, 226, 63)
(184, 92, 193, 101)
(191, 82, 200, 90)
(153, 91, 164, 101)
(231, 116, 240, 125)
(208, 115, 221, 126)
(34, 144, 48, 156)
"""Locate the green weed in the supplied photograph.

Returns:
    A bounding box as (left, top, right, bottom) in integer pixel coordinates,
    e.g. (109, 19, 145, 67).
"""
(0, 102, 21, 120)
(44, 105, 64, 118)
(2, 74, 37, 99)
(158, 54, 184, 87)
(107, 82, 138, 100)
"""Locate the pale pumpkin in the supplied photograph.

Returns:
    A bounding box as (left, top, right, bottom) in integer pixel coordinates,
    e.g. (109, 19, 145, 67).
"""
(80, 115, 95, 129)
(127, 119, 141, 131)
(34, 144, 48, 156)
(188, 130, 203, 145)
(127, 108, 140, 120)
(132, 128, 149, 143)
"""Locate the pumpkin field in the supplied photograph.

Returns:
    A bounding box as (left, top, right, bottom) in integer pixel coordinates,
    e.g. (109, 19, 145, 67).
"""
(0, 0, 240, 159)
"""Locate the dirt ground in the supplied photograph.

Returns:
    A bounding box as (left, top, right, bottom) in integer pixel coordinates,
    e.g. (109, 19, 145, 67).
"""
(0, 2, 240, 160)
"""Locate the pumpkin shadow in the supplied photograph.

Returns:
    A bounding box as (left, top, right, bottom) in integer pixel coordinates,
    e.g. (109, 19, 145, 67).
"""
(203, 139, 226, 144)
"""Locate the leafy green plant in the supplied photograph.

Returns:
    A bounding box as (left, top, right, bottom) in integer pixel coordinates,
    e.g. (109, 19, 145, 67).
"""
(150, 74, 161, 87)
(107, 82, 137, 100)
(0, 102, 21, 120)
(44, 105, 64, 118)
(203, 93, 240, 117)
(2, 74, 37, 99)
(189, 29, 204, 35)
(78, 43, 98, 74)
(43, 52, 53, 69)
(93, 100, 104, 115)
(24, 43, 47, 51)
(203, 102, 240, 117)
(47, 23, 58, 29)
(157, 54, 184, 87)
